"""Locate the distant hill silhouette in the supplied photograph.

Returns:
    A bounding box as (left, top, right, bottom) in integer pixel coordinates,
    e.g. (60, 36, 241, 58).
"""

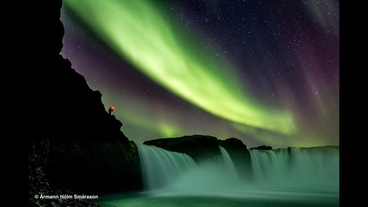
(250, 145, 273, 150)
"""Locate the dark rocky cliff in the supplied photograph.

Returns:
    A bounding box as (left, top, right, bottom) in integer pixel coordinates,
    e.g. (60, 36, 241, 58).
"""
(29, 0, 142, 206)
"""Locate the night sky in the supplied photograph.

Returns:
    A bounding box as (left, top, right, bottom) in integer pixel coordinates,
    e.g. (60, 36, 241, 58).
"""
(60, 0, 339, 148)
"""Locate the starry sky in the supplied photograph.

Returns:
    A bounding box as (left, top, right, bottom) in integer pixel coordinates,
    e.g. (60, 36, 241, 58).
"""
(60, 0, 339, 148)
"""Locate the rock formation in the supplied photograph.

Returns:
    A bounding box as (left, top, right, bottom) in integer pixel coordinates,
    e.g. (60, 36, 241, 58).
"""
(29, 1, 142, 206)
(144, 135, 220, 163)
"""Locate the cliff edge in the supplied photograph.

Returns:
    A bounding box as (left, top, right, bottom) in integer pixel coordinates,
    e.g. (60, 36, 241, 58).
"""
(29, 1, 142, 206)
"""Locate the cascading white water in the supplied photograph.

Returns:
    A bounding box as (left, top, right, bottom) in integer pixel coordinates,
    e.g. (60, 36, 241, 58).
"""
(249, 146, 339, 192)
(171, 146, 240, 191)
(99, 145, 339, 207)
(137, 144, 339, 198)
(137, 145, 240, 193)
(137, 144, 197, 190)
(217, 146, 239, 180)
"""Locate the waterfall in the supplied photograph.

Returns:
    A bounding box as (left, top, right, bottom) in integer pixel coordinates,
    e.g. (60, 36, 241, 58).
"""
(218, 146, 239, 180)
(137, 144, 339, 197)
(137, 145, 239, 192)
(249, 146, 339, 192)
(137, 144, 197, 190)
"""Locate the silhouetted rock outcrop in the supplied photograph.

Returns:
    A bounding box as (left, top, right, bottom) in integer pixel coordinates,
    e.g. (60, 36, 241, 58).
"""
(218, 138, 252, 180)
(217, 137, 248, 151)
(48, 140, 141, 193)
(29, 1, 142, 205)
(250, 145, 273, 150)
(144, 135, 221, 163)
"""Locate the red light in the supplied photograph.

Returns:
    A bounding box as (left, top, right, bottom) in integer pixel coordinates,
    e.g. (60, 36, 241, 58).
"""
(110, 106, 114, 110)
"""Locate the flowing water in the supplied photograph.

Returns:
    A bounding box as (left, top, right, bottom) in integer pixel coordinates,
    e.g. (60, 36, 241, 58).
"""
(97, 145, 339, 207)
(249, 147, 339, 193)
(137, 144, 197, 190)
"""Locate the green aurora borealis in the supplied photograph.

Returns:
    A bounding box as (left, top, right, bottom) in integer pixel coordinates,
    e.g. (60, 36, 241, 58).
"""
(61, 0, 339, 148)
